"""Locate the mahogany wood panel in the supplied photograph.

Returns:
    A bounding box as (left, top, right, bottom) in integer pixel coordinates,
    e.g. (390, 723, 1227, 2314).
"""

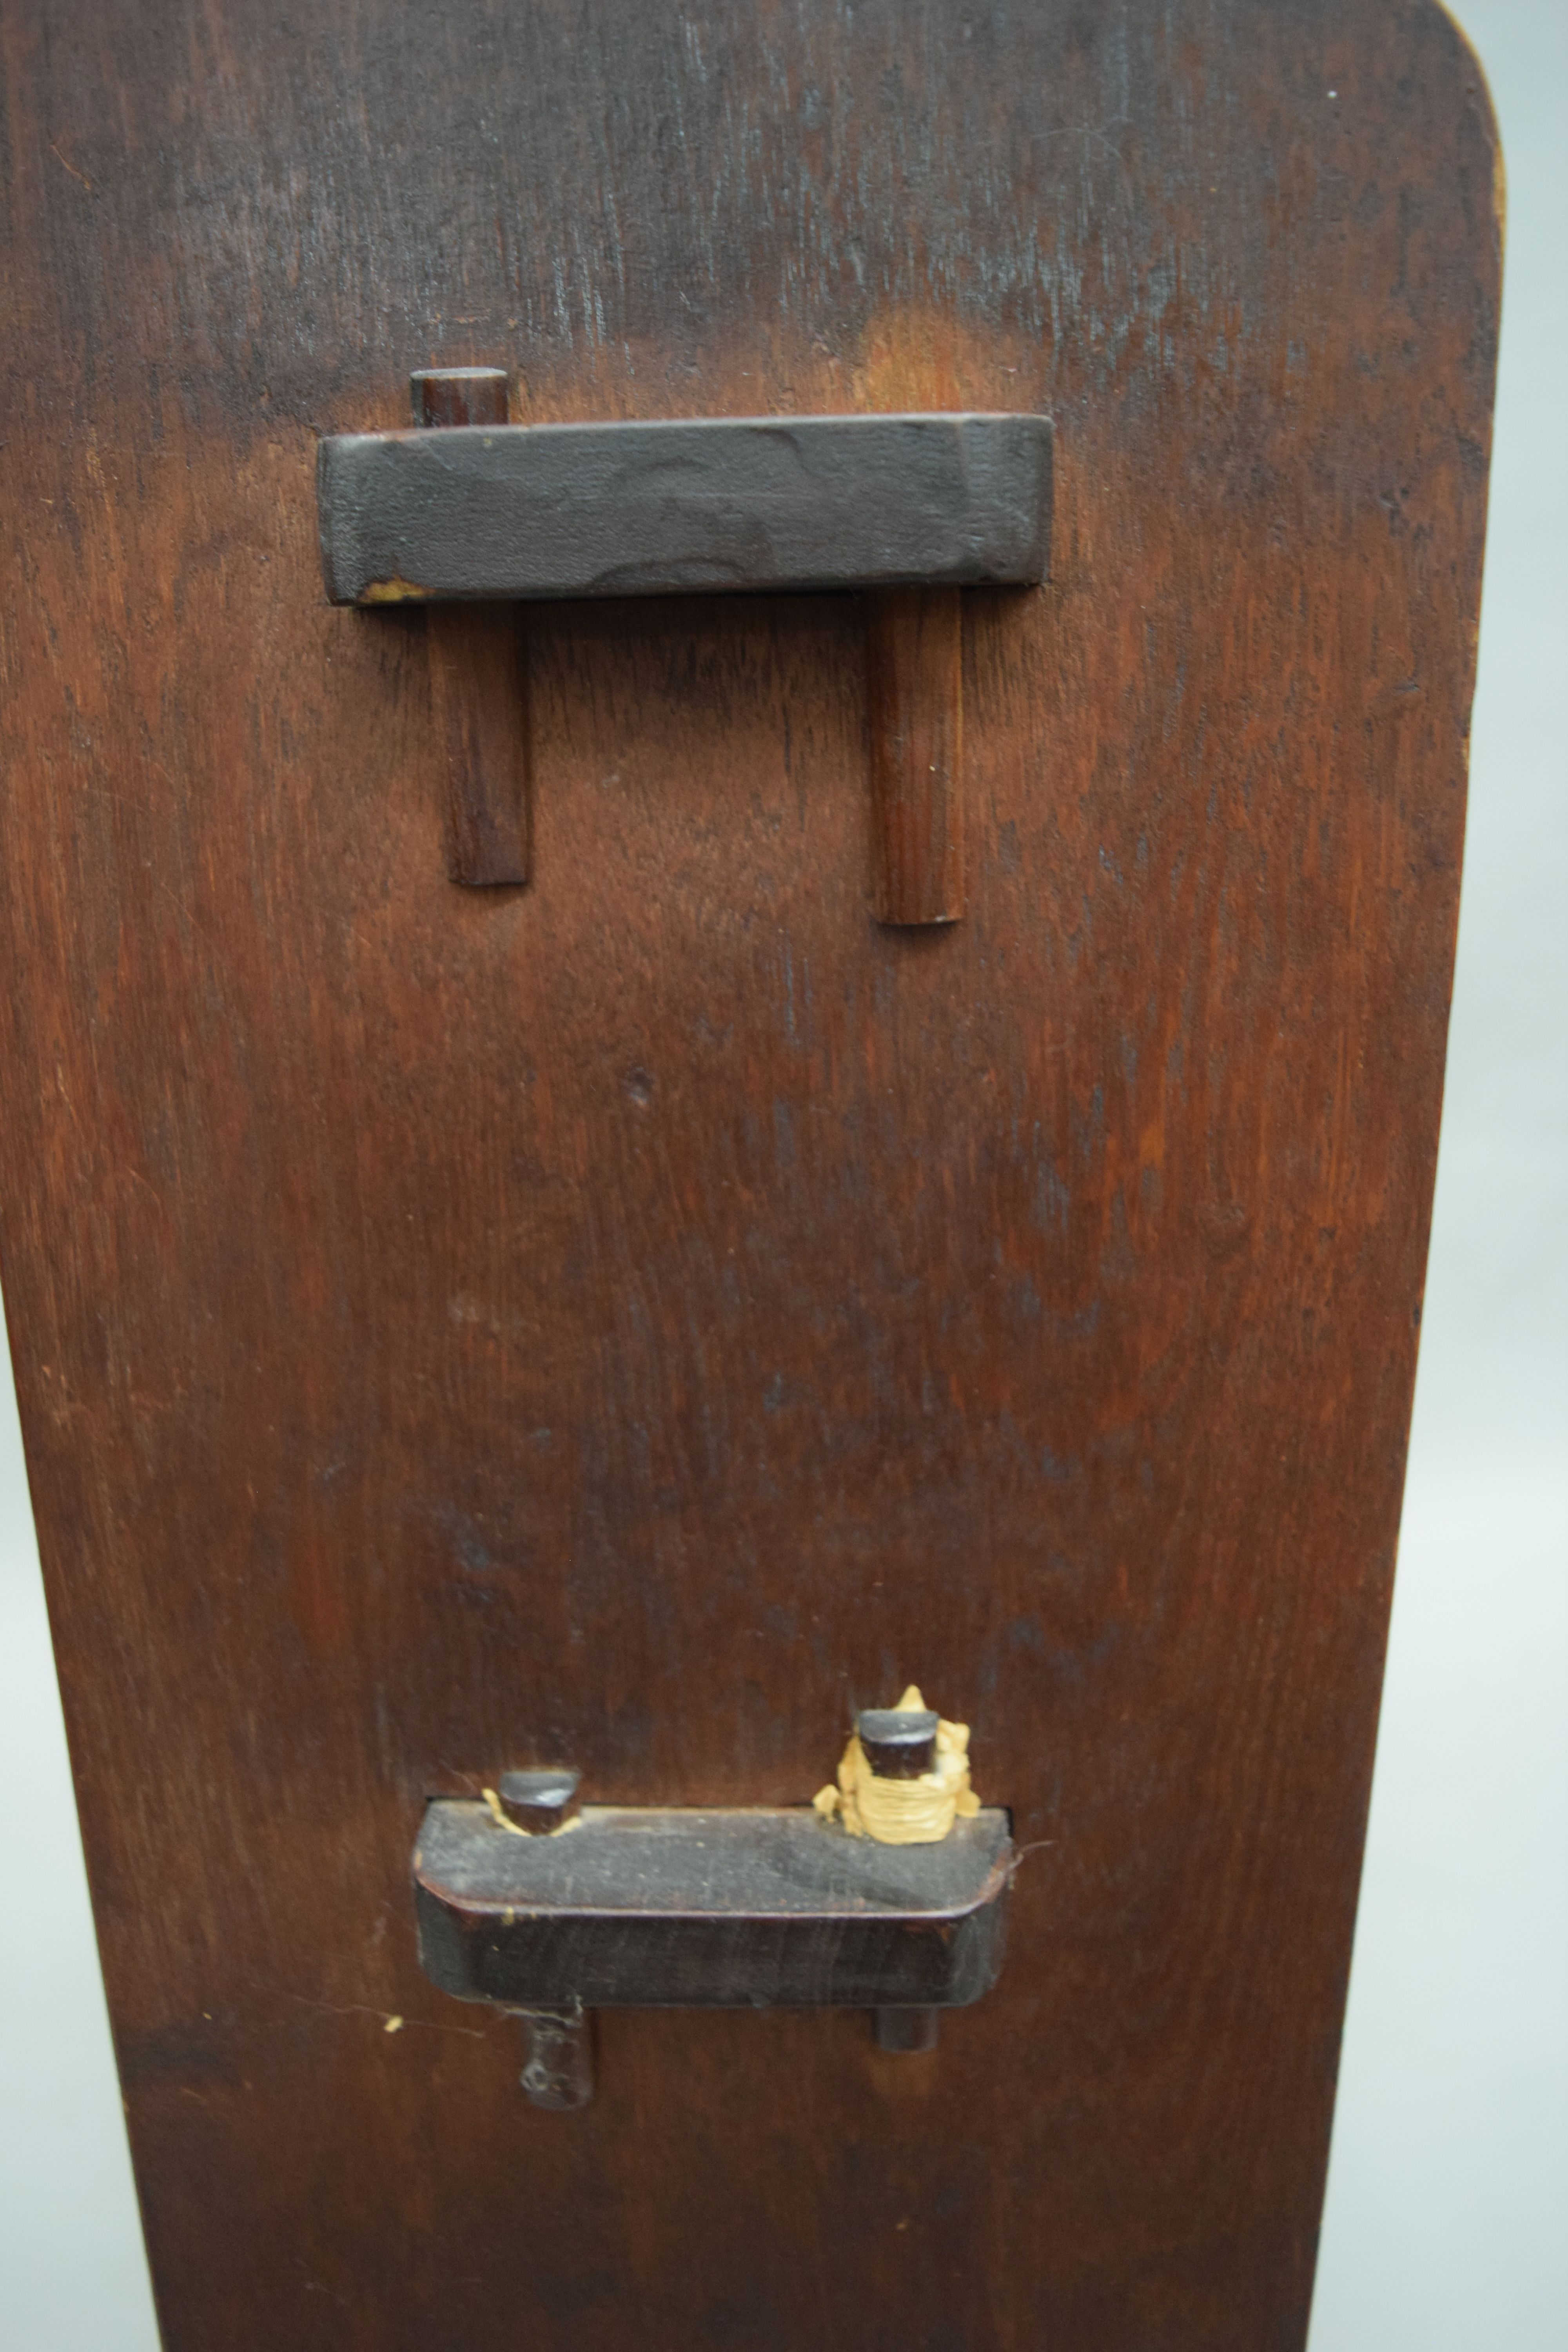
(0, 4, 1499, 2348)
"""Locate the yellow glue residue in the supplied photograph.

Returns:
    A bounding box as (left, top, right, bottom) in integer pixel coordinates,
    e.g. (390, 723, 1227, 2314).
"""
(481, 1788, 585, 1838)
(481, 1786, 531, 1836)
(812, 1685, 981, 1846)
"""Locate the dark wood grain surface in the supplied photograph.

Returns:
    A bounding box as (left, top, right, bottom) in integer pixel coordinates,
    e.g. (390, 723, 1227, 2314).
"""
(0, 3, 1499, 2346)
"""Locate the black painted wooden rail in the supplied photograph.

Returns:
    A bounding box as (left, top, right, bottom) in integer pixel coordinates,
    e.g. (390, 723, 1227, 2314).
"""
(414, 1800, 1014, 2104)
(317, 410, 1052, 606)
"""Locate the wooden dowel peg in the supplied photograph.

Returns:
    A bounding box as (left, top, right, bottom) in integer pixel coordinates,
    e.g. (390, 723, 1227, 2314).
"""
(875, 2006, 940, 2054)
(495, 1768, 581, 1833)
(511, 2005, 595, 2110)
(410, 366, 510, 431)
(427, 604, 530, 886)
(856, 1706, 940, 1779)
(866, 587, 964, 926)
(412, 368, 532, 888)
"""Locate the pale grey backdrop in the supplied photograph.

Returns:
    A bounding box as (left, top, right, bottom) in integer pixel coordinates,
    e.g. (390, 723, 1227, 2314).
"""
(1, 4, 1562, 2343)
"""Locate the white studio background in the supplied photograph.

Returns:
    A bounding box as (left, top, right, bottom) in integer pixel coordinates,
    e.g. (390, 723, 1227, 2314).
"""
(0, 5, 1562, 2345)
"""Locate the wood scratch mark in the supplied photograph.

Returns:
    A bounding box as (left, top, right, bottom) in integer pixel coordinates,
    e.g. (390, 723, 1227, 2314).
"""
(85, 786, 158, 822)
(282, 1989, 488, 2040)
(49, 141, 94, 193)
(1007, 1839, 1058, 1882)
(118, 1163, 170, 1221)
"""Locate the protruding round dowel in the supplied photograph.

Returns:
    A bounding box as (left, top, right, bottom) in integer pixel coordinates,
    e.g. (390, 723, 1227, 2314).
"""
(875, 2006, 941, 2054)
(495, 1768, 581, 1833)
(410, 366, 510, 429)
(856, 1706, 939, 1780)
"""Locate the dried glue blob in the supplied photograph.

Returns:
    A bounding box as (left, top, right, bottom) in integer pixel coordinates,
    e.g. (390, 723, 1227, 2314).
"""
(813, 1685, 981, 1846)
